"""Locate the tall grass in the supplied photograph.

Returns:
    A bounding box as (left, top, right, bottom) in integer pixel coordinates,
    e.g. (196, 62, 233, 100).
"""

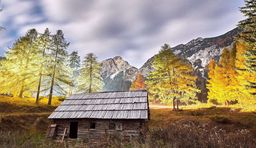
(0, 131, 64, 148)
(1, 120, 255, 148)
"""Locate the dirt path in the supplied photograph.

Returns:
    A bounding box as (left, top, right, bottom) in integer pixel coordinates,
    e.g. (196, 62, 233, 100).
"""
(149, 104, 172, 109)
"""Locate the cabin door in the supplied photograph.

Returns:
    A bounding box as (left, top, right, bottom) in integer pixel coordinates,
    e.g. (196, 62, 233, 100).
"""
(69, 122, 78, 138)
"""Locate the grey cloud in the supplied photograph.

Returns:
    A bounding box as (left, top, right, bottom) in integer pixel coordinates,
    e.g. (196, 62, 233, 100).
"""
(0, 0, 244, 67)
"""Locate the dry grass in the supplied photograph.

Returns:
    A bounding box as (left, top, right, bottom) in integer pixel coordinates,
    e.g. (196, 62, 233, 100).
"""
(149, 106, 256, 130)
(0, 96, 256, 148)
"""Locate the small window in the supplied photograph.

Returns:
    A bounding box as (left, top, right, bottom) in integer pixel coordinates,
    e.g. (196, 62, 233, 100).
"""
(109, 122, 116, 130)
(116, 123, 122, 130)
(90, 122, 96, 129)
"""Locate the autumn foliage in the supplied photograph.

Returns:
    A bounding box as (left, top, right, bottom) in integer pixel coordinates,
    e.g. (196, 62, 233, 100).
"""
(130, 73, 145, 90)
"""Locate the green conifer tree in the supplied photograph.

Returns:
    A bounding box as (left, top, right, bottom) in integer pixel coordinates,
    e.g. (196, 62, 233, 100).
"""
(77, 53, 103, 93)
(238, 0, 256, 96)
(48, 30, 71, 105)
(35, 28, 51, 104)
(146, 44, 199, 110)
(68, 51, 81, 95)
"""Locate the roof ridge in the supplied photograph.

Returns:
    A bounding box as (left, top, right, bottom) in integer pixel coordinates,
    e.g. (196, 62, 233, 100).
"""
(67, 96, 147, 100)
(73, 90, 147, 95)
(61, 102, 147, 105)
(52, 109, 147, 112)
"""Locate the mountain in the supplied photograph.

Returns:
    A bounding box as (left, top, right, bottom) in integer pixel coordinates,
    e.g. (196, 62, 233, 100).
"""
(100, 56, 138, 91)
(140, 28, 240, 76)
(99, 28, 240, 98)
(139, 28, 240, 102)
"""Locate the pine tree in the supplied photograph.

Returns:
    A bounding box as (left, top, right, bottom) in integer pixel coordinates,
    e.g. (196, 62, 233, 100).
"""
(48, 30, 71, 105)
(69, 51, 80, 69)
(35, 28, 51, 104)
(130, 72, 145, 90)
(238, 0, 256, 96)
(239, 0, 256, 43)
(146, 44, 199, 110)
(77, 53, 103, 93)
(0, 29, 40, 97)
(68, 51, 80, 95)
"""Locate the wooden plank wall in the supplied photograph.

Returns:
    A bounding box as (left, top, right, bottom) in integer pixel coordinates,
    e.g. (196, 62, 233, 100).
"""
(53, 119, 146, 143)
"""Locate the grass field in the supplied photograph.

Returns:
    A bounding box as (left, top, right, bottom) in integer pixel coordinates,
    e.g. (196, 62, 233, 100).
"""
(0, 96, 256, 147)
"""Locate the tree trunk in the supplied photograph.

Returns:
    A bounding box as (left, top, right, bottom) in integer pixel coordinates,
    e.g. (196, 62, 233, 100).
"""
(48, 69, 56, 105)
(176, 99, 180, 111)
(89, 58, 92, 93)
(48, 46, 58, 105)
(172, 97, 176, 111)
(18, 84, 24, 98)
(36, 75, 42, 104)
(36, 49, 46, 104)
(19, 52, 30, 98)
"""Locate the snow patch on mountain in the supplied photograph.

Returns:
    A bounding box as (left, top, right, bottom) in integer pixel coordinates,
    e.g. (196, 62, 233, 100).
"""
(110, 71, 120, 79)
(187, 45, 222, 68)
(173, 49, 182, 55)
(100, 56, 138, 91)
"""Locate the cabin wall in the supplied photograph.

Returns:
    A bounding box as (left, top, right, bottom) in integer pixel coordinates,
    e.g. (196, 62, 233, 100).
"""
(52, 119, 147, 142)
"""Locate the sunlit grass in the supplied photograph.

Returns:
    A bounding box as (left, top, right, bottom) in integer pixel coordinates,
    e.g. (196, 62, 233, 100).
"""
(0, 95, 62, 106)
(180, 102, 213, 110)
(181, 102, 256, 112)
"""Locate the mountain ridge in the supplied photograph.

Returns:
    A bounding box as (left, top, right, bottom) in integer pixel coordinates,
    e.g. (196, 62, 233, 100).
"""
(101, 28, 240, 95)
(140, 28, 240, 76)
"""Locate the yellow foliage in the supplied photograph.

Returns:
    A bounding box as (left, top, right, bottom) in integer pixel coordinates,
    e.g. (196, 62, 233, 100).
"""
(207, 41, 256, 106)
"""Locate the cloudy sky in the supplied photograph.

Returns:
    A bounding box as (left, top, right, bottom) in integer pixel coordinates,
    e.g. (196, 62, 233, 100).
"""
(0, 0, 244, 67)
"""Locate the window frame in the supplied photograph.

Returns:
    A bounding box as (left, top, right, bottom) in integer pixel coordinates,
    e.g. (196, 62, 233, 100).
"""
(89, 122, 96, 130)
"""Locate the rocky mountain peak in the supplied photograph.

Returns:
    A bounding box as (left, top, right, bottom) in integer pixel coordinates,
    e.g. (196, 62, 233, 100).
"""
(100, 56, 138, 91)
(113, 56, 123, 61)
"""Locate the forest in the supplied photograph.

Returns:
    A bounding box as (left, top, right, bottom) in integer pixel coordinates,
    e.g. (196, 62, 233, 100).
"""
(0, 0, 255, 109)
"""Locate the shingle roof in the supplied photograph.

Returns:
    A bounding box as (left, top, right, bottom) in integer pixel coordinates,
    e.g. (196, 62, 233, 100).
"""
(48, 90, 149, 120)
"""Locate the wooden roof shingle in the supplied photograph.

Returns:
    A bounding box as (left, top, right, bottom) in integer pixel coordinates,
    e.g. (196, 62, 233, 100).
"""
(48, 90, 149, 120)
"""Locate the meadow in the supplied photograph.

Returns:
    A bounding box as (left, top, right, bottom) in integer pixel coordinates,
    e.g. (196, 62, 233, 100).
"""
(0, 96, 255, 148)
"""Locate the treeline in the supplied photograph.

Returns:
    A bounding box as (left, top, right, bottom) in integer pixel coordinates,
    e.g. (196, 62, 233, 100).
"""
(0, 29, 103, 105)
(207, 0, 255, 105)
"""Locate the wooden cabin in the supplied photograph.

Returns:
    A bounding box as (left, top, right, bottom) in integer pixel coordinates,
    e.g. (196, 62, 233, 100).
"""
(47, 90, 149, 143)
